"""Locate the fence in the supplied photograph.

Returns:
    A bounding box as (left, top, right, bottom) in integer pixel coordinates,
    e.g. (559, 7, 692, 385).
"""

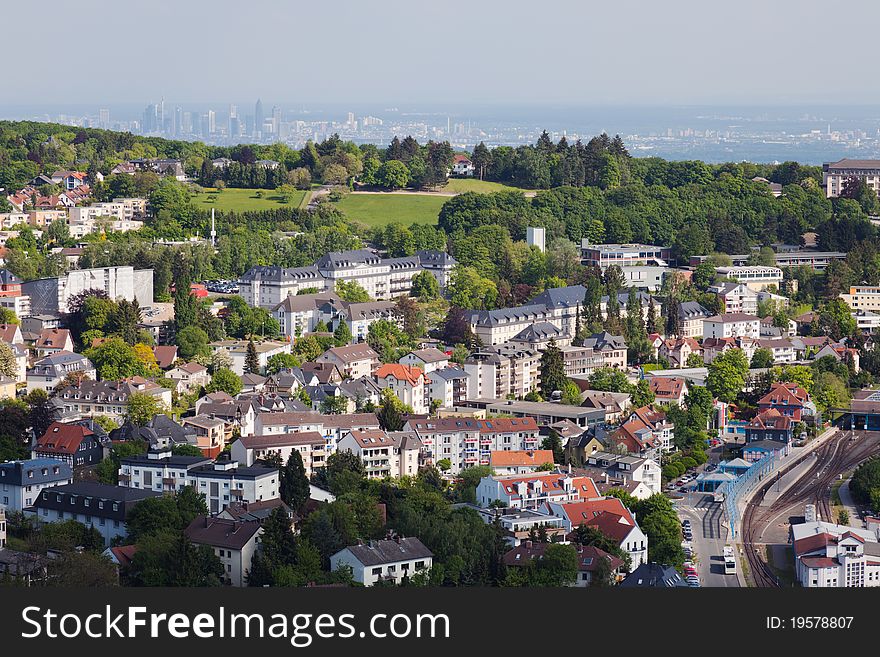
(717, 450, 778, 539)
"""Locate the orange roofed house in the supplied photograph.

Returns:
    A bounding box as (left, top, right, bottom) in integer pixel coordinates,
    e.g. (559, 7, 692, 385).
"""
(610, 406, 674, 457)
(489, 449, 555, 475)
(374, 363, 428, 414)
(33, 421, 106, 468)
(547, 496, 650, 568)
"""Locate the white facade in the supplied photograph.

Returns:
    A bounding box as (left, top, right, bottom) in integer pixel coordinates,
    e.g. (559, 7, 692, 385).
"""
(702, 314, 761, 340)
(330, 538, 433, 586)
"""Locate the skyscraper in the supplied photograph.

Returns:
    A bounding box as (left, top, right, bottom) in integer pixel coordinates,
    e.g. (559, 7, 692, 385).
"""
(254, 99, 264, 139)
(99, 108, 110, 129)
(272, 106, 281, 135)
(142, 104, 158, 133)
(207, 109, 216, 134)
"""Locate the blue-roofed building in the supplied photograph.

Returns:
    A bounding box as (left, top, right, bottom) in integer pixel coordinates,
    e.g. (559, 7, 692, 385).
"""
(742, 439, 789, 463)
(695, 470, 737, 492)
(719, 458, 753, 476)
(0, 458, 73, 512)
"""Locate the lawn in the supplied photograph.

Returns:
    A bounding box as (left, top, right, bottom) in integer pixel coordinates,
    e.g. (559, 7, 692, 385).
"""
(335, 194, 446, 227)
(441, 178, 535, 194)
(194, 187, 306, 213)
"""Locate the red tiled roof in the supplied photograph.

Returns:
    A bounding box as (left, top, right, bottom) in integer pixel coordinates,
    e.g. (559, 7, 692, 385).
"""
(490, 450, 554, 468)
(376, 363, 425, 385)
(35, 422, 94, 455)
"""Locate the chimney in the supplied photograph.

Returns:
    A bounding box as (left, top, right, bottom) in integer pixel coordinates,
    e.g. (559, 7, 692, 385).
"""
(525, 540, 532, 548)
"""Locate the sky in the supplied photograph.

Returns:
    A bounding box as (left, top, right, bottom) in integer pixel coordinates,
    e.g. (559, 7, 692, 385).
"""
(5, 0, 880, 107)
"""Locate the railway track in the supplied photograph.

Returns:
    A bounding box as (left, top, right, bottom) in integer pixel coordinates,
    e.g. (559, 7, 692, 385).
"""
(740, 430, 880, 587)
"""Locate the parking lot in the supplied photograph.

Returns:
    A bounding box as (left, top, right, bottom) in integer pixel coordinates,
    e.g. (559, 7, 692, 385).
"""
(203, 280, 239, 295)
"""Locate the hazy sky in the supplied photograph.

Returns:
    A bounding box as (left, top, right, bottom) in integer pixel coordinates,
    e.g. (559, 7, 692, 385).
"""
(7, 0, 880, 107)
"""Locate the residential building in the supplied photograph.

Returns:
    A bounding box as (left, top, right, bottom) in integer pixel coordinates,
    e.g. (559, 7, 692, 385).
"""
(823, 159, 880, 198)
(757, 382, 815, 421)
(577, 452, 663, 496)
(792, 520, 880, 587)
(400, 347, 449, 374)
(702, 313, 761, 340)
(32, 422, 105, 468)
(620, 563, 689, 587)
(26, 351, 95, 393)
(27, 482, 160, 545)
(21, 266, 153, 316)
(619, 265, 667, 292)
(180, 415, 226, 458)
(754, 338, 797, 364)
(426, 366, 469, 409)
(34, 328, 73, 357)
(579, 390, 631, 424)
(503, 541, 624, 587)
(405, 416, 541, 473)
(709, 282, 759, 315)
(610, 406, 674, 457)
(547, 497, 649, 568)
(271, 292, 345, 340)
(231, 432, 327, 478)
(841, 285, 880, 313)
(189, 460, 279, 514)
(648, 376, 689, 406)
(208, 339, 291, 376)
(658, 337, 702, 368)
(375, 364, 428, 414)
(464, 342, 541, 400)
(0, 459, 72, 512)
(478, 399, 606, 429)
(317, 343, 379, 379)
(165, 362, 211, 394)
(337, 429, 422, 479)
(745, 409, 794, 445)
(55, 378, 172, 422)
(581, 332, 627, 369)
(343, 301, 401, 342)
(476, 471, 599, 510)
(330, 537, 433, 586)
(677, 301, 714, 338)
(185, 516, 262, 587)
(0, 269, 30, 318)
(451, 153, 475, 176)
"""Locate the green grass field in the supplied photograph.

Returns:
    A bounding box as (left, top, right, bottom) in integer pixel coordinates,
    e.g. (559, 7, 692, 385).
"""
(441, 178, 534, 194)
(335, 194, 447, 227)
(194, 187, 307, 212)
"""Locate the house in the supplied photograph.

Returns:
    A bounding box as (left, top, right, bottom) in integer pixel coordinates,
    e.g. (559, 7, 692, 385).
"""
(330, 537, 433, 586)
(32, 422, 106, 468)
(489, 450, 555, 475)
(620, 563, 688, 587)
(187, 460, 279, 514)
(26, 351, 95, 393)
(252, 411, 380, 450)
(55, 378, 172, 422)
(180, 415, 226, 458)
(27, 482, 160, 546)
(754, 338, 796, 364)
(342, 301, 401, 343)
(426, 366, 469, 409)
(451, 154, 475, 177)
(0, 322, 23, 345)
(111, 415, 198, 451)
(677, 301, 713, 339)
(231, 432, 327, 478)
(405, 416, 541, 473)
(700, 336, 756, 365)
(300, 362, 343, 385)
(742, 439, 789, 463)
(166, 362, 211, 394)
(374, 364, 428, 414)
(791, 520, 880, 588)
(0, 459, 72, 512)
(337, 429, 423, 479)
(400, 348, 449, 374)
(476, 472, 599, 510)
(744, 409, 794, 445)
(271, 292, 345, 340)
(151, 345, 178, 370)
(702, 313, 761, 340)
(579, 390, 630, 424)
(547, 496, 649, 568)
(757, 382, 815, 422)
(814, 343, 861, 373)
(184, 516, 263, 587)
(464, 342, 541, 400)
(581, 332, 627, 369)
(610, 406, 674, 457)
(317, 344, 379, 379)
(658, 337, 701, 368)
(648, 377, 688, 407)
(0, 270, 31, 319)
(240, 373, 267, 394)
(578, 452, 662, 496)
(503, 541, 623, 587)
(709, 282, 759, 315)
(208, 339, 292, 376)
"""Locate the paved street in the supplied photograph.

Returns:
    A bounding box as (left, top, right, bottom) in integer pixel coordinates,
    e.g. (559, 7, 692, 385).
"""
(676, 493, 740, 587)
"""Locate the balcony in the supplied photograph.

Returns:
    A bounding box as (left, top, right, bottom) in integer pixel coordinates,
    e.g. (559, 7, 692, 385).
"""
(231, 488, 244, 498)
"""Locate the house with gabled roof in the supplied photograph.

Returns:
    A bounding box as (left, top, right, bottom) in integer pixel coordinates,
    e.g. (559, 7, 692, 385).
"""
(317, 343, 379, 379)
(330, 536, 433, 586)
(610, 406, 674, 457)
(503, 540, 624, 586)
(374, 363, 428, 413)
(32, 422, 106, 467)
(648, 376, 688, 406)
(476, 471, 599, 510)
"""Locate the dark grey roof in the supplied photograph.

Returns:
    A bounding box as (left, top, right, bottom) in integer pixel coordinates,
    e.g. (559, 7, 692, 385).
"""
(31, 483, 160, 520)
(470, 304, 549, 327)
(678, 301, 712, 320)
(620, 563, 688, 587)
(530, 285, 586, 309)
(429, 367, 469, 381)
(416, 249, 456, 267)
(582, 331, 626, 351)
(316, 249, 381, 270)
(511, 321, 562, 342)
(184, 516, 262, 550)
(0, 269, 21, 285)
(188, 463, 278, 480)
(0, 459, 72, 487)
(339, 537, 433, 566)
(119, 453, 212, 467)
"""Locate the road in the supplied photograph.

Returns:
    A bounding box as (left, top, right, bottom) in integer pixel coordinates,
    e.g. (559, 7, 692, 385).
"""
(676, 492, 739, 587)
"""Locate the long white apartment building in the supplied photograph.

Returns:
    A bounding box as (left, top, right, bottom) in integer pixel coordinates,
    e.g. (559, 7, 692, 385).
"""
(715, 266, 783, 292)
(702, 313, 761, 340)
(823, 159, 880, 198)
(841, 286, 880, 313)
(238, 249, 456, 309)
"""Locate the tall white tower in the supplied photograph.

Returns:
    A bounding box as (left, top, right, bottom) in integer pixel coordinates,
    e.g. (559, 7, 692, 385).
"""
(210, 208, 216, 247)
